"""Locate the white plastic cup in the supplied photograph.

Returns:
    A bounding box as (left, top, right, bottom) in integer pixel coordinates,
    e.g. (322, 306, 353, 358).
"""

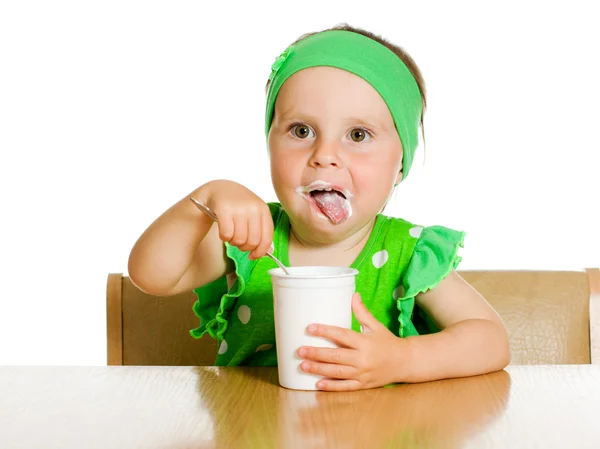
(269, 266, 359, 390)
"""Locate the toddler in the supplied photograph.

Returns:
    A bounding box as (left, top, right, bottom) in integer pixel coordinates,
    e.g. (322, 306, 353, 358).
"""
(128, 24, 510, 391)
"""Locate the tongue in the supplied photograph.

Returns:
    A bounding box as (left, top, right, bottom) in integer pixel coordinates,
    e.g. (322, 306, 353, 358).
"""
(311, 190, 350, 224)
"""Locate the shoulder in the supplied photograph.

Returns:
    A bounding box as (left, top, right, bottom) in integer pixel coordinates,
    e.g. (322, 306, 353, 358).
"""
(378, 213, 464, 251)
(397, 219, 465, 300)
(372, 214, 426, 257)
(375, 213, 466, 292)
(377, 214, 424, 239)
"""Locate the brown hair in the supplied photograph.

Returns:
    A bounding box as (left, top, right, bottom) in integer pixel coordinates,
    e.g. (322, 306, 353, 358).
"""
(266, 23, 427, 146)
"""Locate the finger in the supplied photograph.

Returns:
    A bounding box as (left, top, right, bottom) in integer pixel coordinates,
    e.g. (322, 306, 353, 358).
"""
(300, 360, 357, 380)
(352, 293, 386, 333)
(297, 346, 355, 366)
(307, 324, 359, 348)
(238, 213, 261, 254)
(250, 212, 274, 260)
(228, 215, 248, 248)
(316, 378, 362, 392)
(216, 211, 235, 243)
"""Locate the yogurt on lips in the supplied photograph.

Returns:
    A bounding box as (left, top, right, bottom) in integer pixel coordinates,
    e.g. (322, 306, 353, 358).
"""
(295, 180, 353, 225)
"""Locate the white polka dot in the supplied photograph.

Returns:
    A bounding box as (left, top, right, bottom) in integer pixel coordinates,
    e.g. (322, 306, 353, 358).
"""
(372, 250, 389, 268)
(255, 344, 273, 352)
(218, 340, 228, 354)
(409, 226, 423, 238)
(393, 286, 405, 300)
(237, 305, 251, 324)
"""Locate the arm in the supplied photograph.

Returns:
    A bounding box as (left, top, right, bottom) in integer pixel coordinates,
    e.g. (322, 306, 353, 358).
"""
(400, 270, 511, 382)
(127, 182, 231, 297)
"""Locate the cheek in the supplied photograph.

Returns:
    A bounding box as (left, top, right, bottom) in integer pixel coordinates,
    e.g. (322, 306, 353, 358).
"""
(354, 169, 395, 201)
(269, 151, 299, 187)
(353, 153, 401, 188)
(269, 158, 285, 188)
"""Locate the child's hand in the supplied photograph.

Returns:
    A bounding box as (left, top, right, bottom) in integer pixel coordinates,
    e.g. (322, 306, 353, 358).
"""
(201, 180, 274, 260)
(297, 293, 407, 391)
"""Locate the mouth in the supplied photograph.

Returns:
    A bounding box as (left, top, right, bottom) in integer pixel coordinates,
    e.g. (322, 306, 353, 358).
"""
(295, 180, 353, 225)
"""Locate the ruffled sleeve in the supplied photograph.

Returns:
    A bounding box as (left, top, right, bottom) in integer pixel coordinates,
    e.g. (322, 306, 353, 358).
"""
(402, 225, 465, 297)
(397, 225, 465, 335)
(189, 275, 227, 339)
(189, 243, 253, 340)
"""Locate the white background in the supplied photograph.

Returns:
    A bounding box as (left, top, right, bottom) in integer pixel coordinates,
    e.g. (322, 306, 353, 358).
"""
(1, 0, 598, 365)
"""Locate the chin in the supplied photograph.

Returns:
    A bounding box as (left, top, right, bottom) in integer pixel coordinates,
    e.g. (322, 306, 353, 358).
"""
(304, 221, 353, 244)
(295, 204, 359, 241)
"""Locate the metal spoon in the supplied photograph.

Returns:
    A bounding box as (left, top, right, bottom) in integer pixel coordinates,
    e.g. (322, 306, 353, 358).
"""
(189, 197, 290, 275)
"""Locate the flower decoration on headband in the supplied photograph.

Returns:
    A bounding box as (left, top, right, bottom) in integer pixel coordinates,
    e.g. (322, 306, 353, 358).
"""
(269, 45, 294, 81)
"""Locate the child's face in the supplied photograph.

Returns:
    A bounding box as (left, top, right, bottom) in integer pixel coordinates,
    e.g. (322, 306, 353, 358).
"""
(268, 66, 403, 243)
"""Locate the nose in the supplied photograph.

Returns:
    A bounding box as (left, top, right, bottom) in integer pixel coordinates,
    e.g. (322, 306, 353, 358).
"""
(308, 141, 344, 169)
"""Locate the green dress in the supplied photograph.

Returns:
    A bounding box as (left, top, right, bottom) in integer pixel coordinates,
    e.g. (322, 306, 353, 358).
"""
(190, 203, 464, 366)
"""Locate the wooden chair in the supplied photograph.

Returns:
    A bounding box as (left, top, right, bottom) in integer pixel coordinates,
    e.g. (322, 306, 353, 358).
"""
(107, 269, 600, 366)
(106, 274, 217, 366)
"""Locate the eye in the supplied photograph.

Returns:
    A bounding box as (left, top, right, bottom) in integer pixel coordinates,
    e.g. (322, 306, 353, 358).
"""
(349, 128, 371, 142)
(291, 124, 314, 139)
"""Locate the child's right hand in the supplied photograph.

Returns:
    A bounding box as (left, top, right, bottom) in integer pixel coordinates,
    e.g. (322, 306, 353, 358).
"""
(200, 180, 274, 260)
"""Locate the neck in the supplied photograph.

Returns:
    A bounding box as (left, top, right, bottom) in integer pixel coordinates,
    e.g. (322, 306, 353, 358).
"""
(287, 217, 377, 267)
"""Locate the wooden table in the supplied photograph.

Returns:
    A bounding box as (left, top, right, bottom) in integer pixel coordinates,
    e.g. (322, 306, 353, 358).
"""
(1, 365, 599, 448)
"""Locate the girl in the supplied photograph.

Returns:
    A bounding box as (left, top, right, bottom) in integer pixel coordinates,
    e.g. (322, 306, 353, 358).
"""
(128, 24, 510, 391)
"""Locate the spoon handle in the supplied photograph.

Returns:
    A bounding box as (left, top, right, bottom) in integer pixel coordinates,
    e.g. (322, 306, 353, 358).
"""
(189, 196, 218, 221)
(265, 252, 291, 275)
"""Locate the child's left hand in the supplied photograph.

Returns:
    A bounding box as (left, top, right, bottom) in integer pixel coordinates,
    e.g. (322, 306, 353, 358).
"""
(297, 293, 407, 391)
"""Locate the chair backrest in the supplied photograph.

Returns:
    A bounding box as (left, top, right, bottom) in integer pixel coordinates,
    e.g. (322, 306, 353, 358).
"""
(107, 274, 217, 366)
(107, 269, 599, 366)
(460, 270, 596, 364)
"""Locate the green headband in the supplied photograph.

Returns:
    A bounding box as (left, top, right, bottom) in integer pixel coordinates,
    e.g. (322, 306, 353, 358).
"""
(265, 30, 423, 179)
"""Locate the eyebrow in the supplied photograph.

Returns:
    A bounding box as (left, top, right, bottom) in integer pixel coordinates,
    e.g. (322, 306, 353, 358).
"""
(276, 110, 386, 131)
(343, 117, 386, 131)
(275, 107, 317, 123)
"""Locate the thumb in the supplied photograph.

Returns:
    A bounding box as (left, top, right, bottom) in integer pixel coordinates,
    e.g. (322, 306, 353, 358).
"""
(352, 292, 385, 333)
